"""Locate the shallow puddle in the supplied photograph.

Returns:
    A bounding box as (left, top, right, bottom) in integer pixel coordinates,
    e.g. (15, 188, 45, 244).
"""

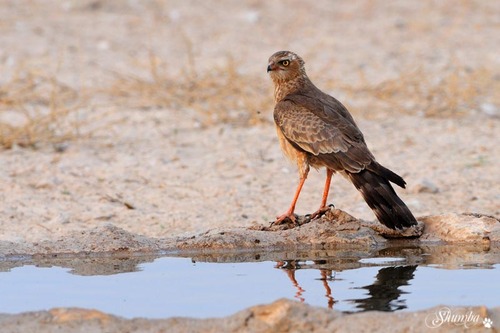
(0, 245, 498, 318)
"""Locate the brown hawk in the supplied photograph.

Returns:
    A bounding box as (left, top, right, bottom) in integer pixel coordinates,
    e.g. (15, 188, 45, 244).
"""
(267, 50, 417, 230)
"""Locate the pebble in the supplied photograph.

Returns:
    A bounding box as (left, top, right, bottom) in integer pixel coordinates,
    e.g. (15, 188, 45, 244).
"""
(480, 103, 498, 118)
(413, 179, 439, 194)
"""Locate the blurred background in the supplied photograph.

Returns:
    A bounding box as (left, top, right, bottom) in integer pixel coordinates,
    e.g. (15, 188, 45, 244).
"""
(0, 0, 498, 147)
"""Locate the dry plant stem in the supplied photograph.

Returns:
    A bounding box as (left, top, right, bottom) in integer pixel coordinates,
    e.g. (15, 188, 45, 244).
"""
(0, 68, 87, 148)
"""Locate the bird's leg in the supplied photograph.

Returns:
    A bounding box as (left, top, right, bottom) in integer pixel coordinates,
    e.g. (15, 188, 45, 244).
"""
(275, 174, 307, 225)
(320, 269, 335, 309)
(311, 169, 334, 219)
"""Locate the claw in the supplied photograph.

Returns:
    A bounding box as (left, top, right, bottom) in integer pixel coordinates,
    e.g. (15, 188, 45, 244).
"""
(310, 204, 334, 220)
(272, 211, 297, 226)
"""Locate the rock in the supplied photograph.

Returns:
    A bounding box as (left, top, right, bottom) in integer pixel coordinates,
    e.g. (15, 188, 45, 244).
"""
(34, 224, 161, 255)
(480, 102, 499, 118)
(361, 218, 425, 238)
(0, 211, 498, 257)
(420, 213, 500, 243)
(170, 208, 403, 251)
(0, 299, 498, 333)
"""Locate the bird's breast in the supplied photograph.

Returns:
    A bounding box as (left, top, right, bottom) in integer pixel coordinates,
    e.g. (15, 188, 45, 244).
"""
(275, 124, 299, 162)
(275, 124, 314, 177)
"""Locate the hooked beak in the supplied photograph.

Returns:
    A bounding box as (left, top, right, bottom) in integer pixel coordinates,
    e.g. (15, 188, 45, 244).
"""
(267, 62, 276, 73)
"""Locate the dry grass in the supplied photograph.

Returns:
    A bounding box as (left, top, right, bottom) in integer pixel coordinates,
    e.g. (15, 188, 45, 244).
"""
(0, 1, 497, 150)
(106, 52, 272, 127)
(0, 54, 497, 150)
(330, 65, 498, 118)
(0, 66, 124, 150)
(0, 68, 86, 149)
(108, 52, 497, 128)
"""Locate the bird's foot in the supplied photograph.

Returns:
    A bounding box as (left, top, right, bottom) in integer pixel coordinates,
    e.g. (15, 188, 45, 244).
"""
(310, 204, 335, 220)
(272, 211, 298, 226)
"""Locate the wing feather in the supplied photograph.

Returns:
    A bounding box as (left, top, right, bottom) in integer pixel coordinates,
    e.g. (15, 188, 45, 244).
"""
(274, 92, 375, 172)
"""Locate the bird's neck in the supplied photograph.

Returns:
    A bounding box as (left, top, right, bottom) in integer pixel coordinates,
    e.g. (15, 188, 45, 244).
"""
(273, 75, 313, 103)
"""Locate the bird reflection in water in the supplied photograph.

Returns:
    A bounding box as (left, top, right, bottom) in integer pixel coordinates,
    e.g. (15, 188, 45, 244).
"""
(348, 265, 417, 312)
(275, 260, 417, 312)
(275, 260, 336, 309)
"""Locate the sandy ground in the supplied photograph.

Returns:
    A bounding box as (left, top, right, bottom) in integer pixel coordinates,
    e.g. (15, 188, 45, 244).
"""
(0, 1, 499, 245)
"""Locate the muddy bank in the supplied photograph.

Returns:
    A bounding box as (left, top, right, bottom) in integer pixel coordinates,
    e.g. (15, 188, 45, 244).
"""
(1, 241, 497, 278)
(1, 209, 498, 257)
(0, 211, 498, 333)
(0, 299, 498, 333)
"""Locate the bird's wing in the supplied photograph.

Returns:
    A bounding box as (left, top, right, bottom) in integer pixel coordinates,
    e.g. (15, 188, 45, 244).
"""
(274, 93, 374, 172)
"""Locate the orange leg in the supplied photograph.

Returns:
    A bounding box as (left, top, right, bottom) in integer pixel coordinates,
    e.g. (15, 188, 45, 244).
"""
(286, 269, 305, 303)
(275, 175, 307, 224)
(276, 261, 304, 303)
(321, 269, 335, 309)
(311, 169, 334, 219)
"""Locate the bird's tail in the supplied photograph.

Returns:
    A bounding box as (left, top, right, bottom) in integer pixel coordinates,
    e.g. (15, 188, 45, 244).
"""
(347, 169, 417, 229)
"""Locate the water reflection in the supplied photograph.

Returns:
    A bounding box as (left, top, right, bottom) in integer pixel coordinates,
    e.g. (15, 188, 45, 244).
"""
(348, 265, 416, 312)
(0, 244, 497, 317)
(0, 254, 158, 275)
(275, 259, 417, 312)
(276, 260, 337, 308)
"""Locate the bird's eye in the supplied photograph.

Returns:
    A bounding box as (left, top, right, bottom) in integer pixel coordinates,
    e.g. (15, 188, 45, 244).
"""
(280, 60, 290, 67)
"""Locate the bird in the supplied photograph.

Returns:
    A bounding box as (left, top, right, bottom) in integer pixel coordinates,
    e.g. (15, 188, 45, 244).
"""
(267, 50, 417, 230)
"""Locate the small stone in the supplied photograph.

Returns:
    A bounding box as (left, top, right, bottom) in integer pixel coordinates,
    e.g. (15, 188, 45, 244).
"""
(413, 179, 439, 193)
(53, 142, 69, 153)
(97, 40, 109, 50)
(480, 103, 498, 117)
(243, 10, 260, 23)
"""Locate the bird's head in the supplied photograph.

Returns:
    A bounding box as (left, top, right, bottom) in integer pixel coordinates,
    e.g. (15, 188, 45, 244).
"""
(267, 51, 306, 83)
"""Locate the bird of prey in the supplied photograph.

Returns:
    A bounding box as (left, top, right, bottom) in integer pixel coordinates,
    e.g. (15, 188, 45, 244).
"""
(267, 51, 417, 230)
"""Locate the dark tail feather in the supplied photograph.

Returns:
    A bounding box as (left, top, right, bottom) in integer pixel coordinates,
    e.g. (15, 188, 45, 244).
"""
(369, 163, 406, 189)
(348, 169, 417, 229)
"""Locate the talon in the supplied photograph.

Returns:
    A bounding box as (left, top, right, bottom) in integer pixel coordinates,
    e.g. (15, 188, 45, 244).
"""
(273, 212, 297, 226)
(310, 205, 333, 220)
